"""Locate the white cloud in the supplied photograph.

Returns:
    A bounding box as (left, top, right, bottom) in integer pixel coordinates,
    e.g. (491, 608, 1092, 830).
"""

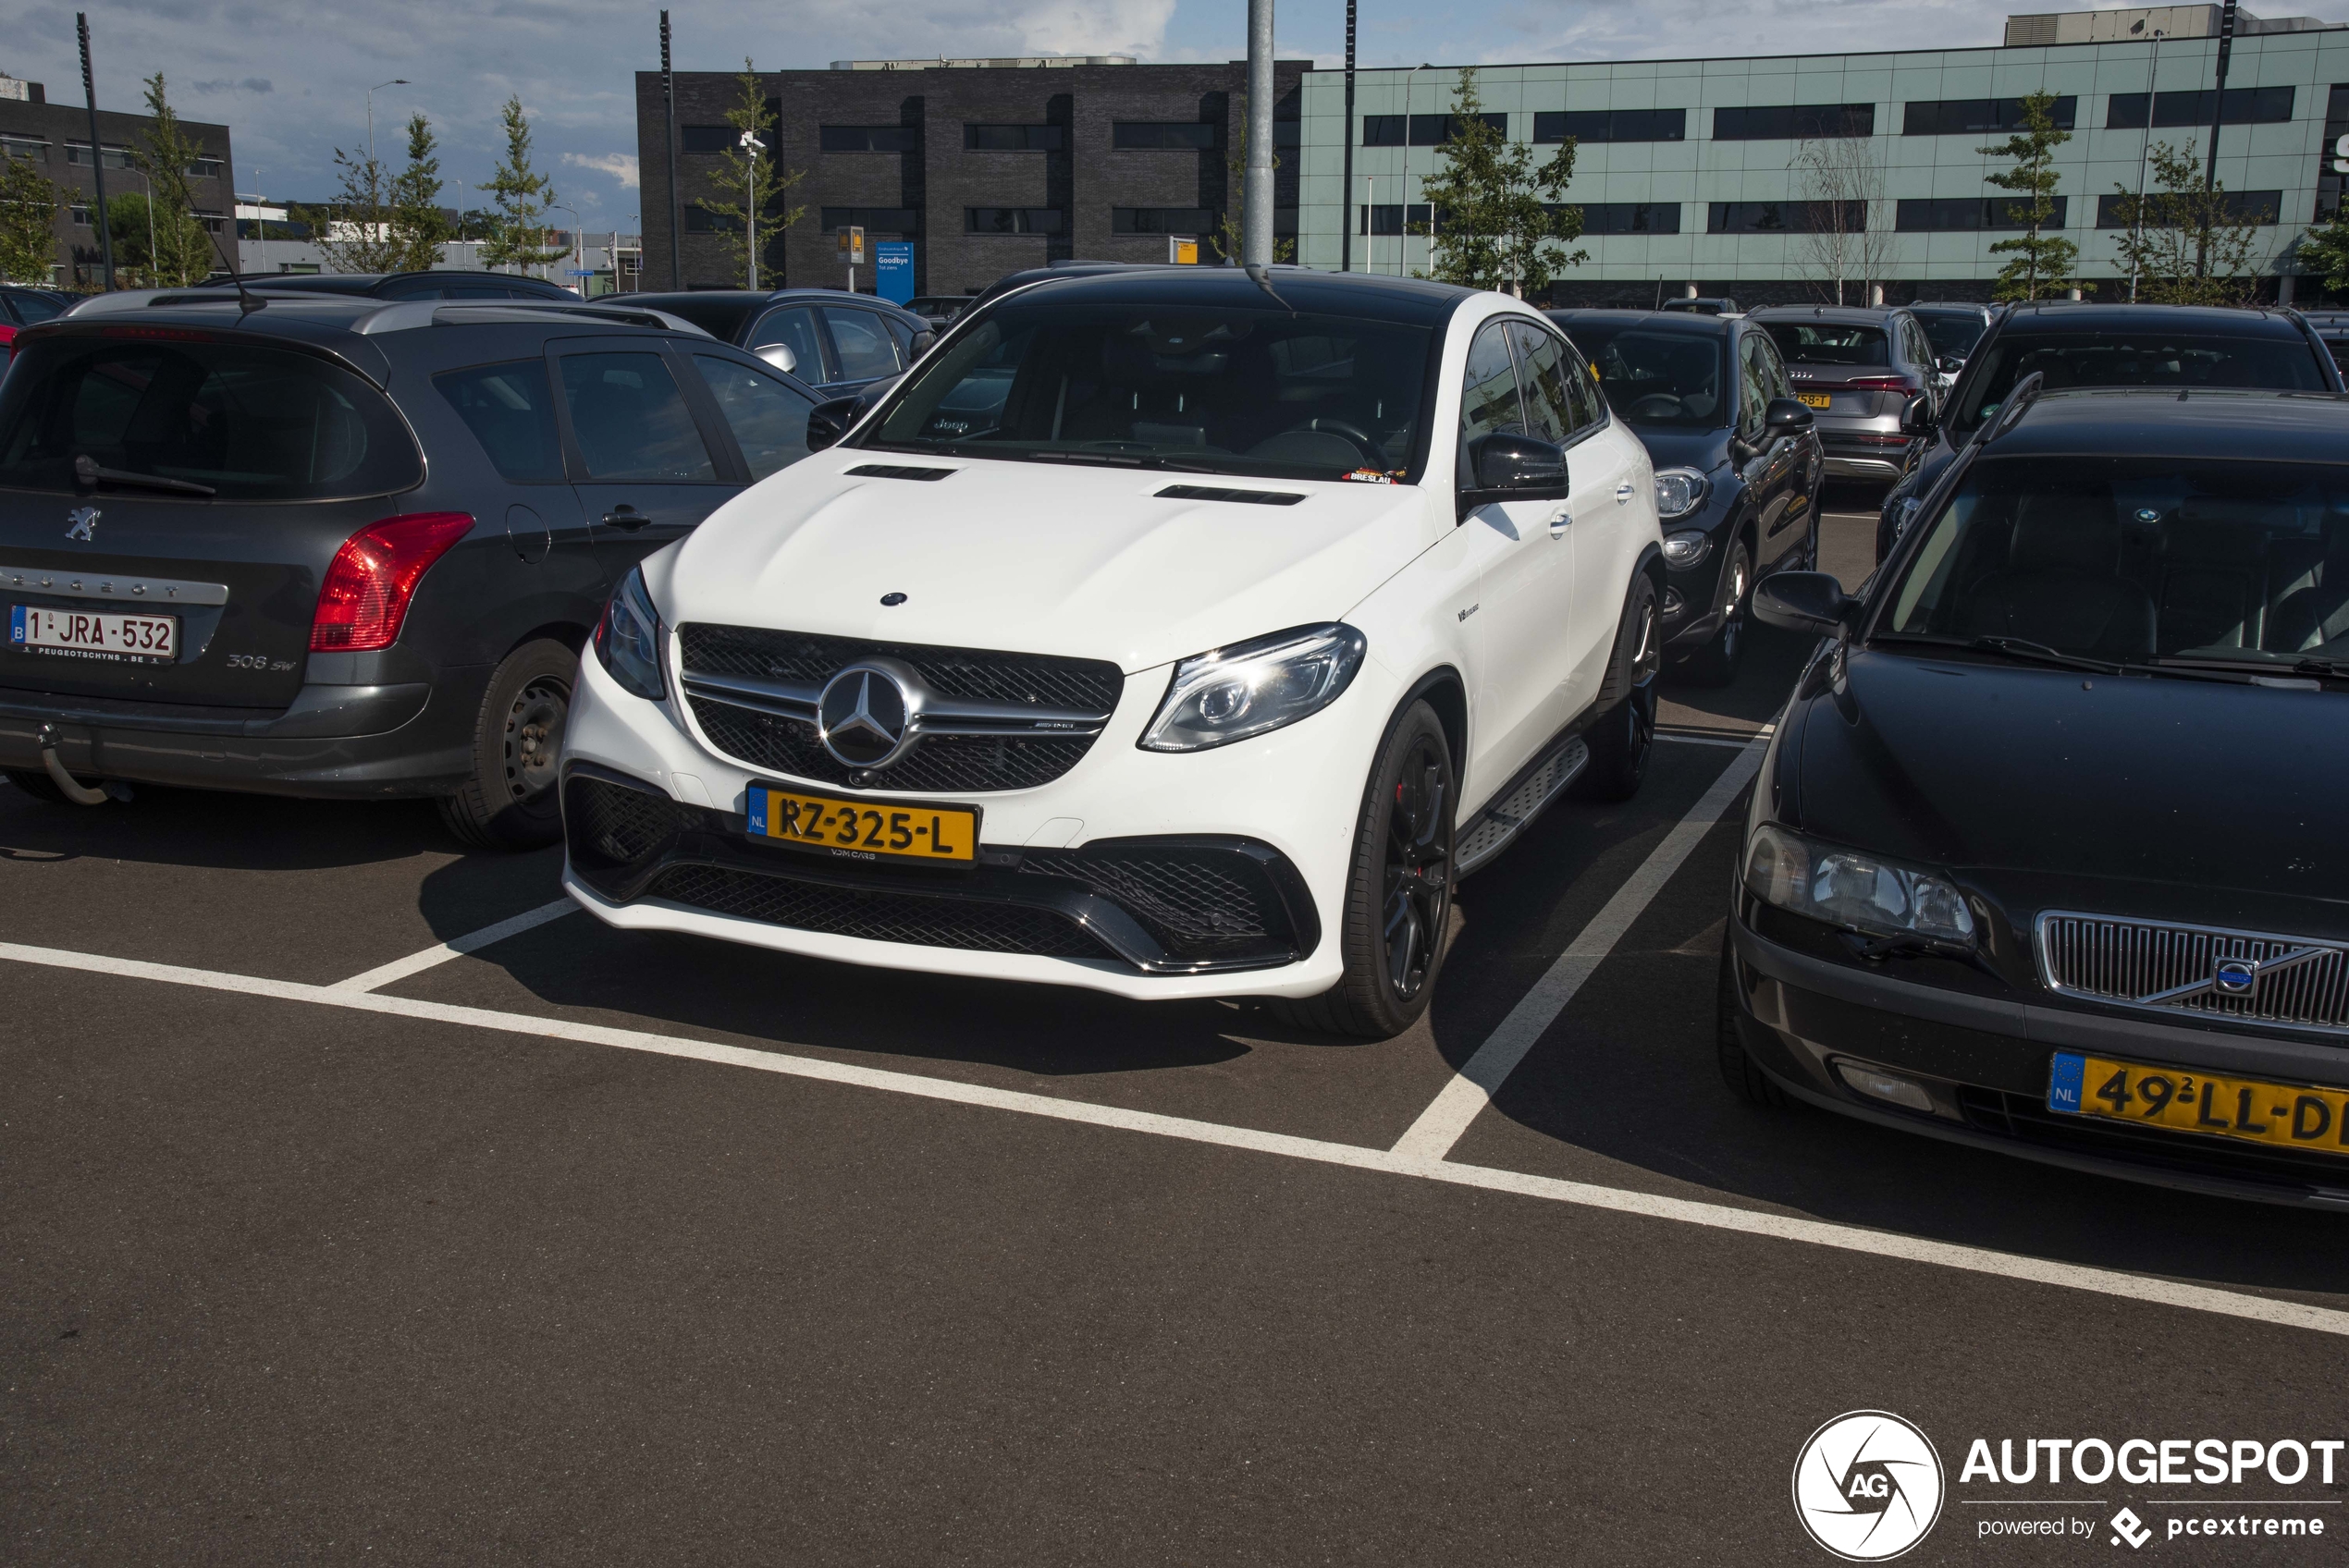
(565, 150, 639, 188)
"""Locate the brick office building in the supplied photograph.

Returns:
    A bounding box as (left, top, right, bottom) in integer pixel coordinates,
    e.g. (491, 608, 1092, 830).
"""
(0, 73, 237, 287)
(634, 57, 1306, 297)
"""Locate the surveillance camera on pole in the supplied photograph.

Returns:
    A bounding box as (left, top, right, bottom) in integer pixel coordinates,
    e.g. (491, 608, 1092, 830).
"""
(741, 129, 766, 291)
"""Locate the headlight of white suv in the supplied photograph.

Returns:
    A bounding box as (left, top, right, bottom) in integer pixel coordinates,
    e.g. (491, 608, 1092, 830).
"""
(593, 565, 667, 702)
(1139, 623, 1367, 753)
(1654, 466, 1709, 521)
(1743, 823, 1975, 944)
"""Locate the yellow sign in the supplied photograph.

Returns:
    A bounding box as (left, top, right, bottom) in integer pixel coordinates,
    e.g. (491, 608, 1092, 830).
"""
(1171, 238, 1199, 264)
(837, 226, 866, 265)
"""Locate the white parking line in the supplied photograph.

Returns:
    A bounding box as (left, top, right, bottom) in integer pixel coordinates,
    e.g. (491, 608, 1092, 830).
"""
(2, 933, 2343, 1339)
(1391, 736, 1769, 1161)
(328, 899, 579, 993)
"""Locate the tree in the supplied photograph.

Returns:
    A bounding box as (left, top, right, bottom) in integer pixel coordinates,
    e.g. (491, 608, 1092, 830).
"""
(1789, 131, 1894, 305)
(2293, 209, 2349, 300)
(2109, 139, 2264, 305)
(313, 145, 402, 274)
(387, 113, 453, 272)
(480, 96, 567, 274)
(105, 190, 158, 283)
(129, 73, 218, 286)
(1211, 119, 1294, 264)
(0, 151, 61, 283)
(1977, 91, 2077, 301)
(1411, 67, 1583, 294)
(691, 61, 804, 287)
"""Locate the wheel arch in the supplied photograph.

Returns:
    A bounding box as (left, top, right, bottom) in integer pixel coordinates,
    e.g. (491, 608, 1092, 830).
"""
(1398, 665, 1469, 777)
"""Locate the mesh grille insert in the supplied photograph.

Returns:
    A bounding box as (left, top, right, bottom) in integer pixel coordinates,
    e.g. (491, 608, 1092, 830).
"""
(567, 775, 682, 869)
(1022, 848, 1284, 959)
(689, 700, 1096, 792)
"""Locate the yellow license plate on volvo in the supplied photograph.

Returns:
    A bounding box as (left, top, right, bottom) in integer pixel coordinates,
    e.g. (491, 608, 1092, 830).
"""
(746, 783, 978, 865)
(2048, 1051, 2349, 1156)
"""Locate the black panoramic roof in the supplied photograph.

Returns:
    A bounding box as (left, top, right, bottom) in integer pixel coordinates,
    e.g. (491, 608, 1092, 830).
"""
(1547, 307, 1734, 336)
(1002, 265, 1476, 325)
(1990, 386, 2349, 462)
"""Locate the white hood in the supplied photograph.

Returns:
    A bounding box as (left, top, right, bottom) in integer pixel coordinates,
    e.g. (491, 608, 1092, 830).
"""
(658, 451, 1437, 673)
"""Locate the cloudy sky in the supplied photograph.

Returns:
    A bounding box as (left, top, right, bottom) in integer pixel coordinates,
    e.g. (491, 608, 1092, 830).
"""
(9, 0, 2019, 228)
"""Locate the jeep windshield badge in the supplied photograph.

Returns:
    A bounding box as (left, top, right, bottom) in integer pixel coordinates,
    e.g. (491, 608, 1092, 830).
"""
(817, 666, 913, 768)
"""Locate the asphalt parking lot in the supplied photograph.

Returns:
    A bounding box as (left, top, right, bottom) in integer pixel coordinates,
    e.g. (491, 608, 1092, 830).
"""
(6, 488, 2346, 1565)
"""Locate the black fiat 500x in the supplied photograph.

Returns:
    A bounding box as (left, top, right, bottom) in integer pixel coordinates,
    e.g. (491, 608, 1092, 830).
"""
(1725, 382, 2349, 1207)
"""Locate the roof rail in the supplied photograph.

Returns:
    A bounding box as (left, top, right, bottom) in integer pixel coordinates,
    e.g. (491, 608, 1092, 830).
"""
(1973, 370, 2046, 447)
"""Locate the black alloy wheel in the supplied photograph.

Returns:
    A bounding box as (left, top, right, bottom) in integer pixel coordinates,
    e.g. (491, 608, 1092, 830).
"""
(1678, 539, 1751, 687)
(439, 638, 578, 851)
(1383, 729, 1454, 1002)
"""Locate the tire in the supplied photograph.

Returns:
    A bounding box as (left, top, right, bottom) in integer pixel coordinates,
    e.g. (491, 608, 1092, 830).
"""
(437, 638, 576, 851)
(1272, 700, 1457, 1041)
(1572, 572, 1660, 802)
(1716, 937, 1786, 1108)
(1676, 537, 1751, 688)
(5, 769, 70, 804)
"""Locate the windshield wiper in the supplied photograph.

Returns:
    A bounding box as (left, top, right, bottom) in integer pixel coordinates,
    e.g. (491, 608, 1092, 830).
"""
(1963, 635, 2123, 674)
(73, 454, 216, 498)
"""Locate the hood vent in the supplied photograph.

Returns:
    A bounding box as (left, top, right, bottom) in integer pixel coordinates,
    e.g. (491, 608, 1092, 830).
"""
(846, 463, 957, 482)
(1156, 484, 1305, 507)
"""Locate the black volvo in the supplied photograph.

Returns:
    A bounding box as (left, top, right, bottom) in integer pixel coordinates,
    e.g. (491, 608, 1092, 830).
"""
(1725, 384, 2349, 1207)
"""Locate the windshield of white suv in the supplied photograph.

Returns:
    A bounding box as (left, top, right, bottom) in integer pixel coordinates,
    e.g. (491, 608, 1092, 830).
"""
(857, 300, 1435, 482)
(1882, 454, 2349, 673)
(1950, 332, 2331, 432)
(1567, 326, 1728, 428)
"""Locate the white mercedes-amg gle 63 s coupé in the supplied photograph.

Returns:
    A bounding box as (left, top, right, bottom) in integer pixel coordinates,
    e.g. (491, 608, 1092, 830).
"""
(560, 267, 1665, 1037)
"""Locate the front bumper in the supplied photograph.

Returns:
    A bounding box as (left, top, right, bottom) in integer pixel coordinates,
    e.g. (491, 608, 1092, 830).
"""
(0, 671, 486, 798)
(559, 634, 1371, 1000)
(1727, 915, 2349, 1208)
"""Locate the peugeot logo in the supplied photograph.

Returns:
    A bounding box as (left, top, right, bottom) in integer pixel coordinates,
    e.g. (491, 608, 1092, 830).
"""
(2214, 959, 2257, 995)
(817, 665, 912, 768)
(64, 507, 100, 543)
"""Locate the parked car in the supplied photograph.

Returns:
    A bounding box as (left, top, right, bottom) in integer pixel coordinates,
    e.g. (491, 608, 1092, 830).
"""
(904, 295, 976, 329)
(1553, 307, 1823, 684)
(0, 285, 71, 375)
(1751, 305, 1949, 484)
(1874, 302, 2344, 562)
(619, 289, 935, 396)
(560, 267, 1666, 1038)
(2296, 307, 2349, 374)
(0, 290, 824, 847)
(1729, 382, 2349, 1207)
(1906, 301, 1998, 395)
(1657, 297, 1741, 317)
(197, 269, 578, 302)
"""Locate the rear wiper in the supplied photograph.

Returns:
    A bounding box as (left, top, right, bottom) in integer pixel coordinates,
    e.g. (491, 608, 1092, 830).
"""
(73, 454, 216, 498)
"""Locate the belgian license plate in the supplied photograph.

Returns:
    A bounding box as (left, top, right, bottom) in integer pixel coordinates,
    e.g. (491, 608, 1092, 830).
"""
(2048, 1050, 2349, 1157)
(746, 783, 978, 865)
(10, 604, 177, 662)
(1798, 392, 1833, 410)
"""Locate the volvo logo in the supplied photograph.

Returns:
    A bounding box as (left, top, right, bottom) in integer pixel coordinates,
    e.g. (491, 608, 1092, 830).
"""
(64, 507, 100, 543)
(2214, 959, 2258, 995)
(817, 665, 912, 768)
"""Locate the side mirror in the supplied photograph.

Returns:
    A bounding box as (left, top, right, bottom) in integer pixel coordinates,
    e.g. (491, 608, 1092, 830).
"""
(756, 343, 798, 375)
(1752, 570, 1854, 634)
(1466, 431, 1568, 499)
(909, 329, 937, 359)
(1899, 397, 1937, 436)
(806, 395, 861, 451)
(1763, 397, 1814, 435)
(1937, 355, 1965, 374)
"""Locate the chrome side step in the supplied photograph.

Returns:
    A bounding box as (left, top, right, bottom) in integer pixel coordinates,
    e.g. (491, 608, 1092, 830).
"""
(1456, 734, 1589, 877)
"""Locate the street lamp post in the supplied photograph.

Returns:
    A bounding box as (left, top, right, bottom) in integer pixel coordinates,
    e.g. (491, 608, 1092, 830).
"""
(2129, 30, 2165, 302)
(740, 129, 765, 290)
(365, 80, 409, 170)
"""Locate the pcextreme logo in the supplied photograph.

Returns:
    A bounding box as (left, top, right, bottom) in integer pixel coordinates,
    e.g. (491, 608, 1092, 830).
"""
(1793, 1410, 1948, 1562)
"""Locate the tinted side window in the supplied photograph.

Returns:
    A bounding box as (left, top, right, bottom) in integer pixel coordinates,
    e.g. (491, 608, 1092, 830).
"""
(435, 360, 565, 482)
(825, 309, 901, 381)
(749, 307, 827, 377)
(16, 295, 63, 323)
(694, 355, 815, 481)
(1738, 338, 1773, 437)
(556, 351, 717, 482)
(880, 313, 918, 361)
(1459, 322, 1524, 471)
(1508, 322, 1575, 444)
(1748, 332, 1793, 401)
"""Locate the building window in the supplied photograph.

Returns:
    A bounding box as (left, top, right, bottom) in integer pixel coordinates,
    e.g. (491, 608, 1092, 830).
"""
(1113, 121, 1217, 149)
(1276, 205, 1297, 237)
(967, 206, 1063, 234)
(1711, 104, 1875, 141)
(2319, 84, 2349, 220)
(1362, 115, 1405, 146)
(820, 125, 919, 153)
(66, 142, 134, 169)
(1531, 109, 1687, 144)
(1359, 202, 1436, 236)
(681, 125, 736, 153)
(2107, 86, 2295, 130)
(1113, 206, 1214, 234)
(1558, 201, 1682, 234)
(2096, 189, 2281, 227)
(1895, 195, 2072, 230)
(683, 207, 745, 233)
(1274, 118, 1299, 148)
(964, 124, 1062, 152)
(186, 155, 224, 178)
(70, 204, 92, 227)
(1707, 200, 1868, 233)
(1902, 97, 2077, 136)
(1, 134, 50, 162)
(1359, 113, 1507, 146)
(196, 209, 226, 232)
(820, 206, 920, 233)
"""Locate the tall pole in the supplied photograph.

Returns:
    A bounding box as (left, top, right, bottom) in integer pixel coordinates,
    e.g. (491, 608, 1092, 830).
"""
(1242, 0, 1274, 268)
(2205, 0, 2237, 193)
(661, 11, 680, 288)
(2129, 30, 2164, 302)
(78, 13, 113, 289)
(740, 131, 762, 290)
(1339, 0, 1356, 272)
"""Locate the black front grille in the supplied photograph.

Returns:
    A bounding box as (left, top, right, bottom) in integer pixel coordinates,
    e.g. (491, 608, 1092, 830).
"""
(1022, 847, 1286, 963)
(647, 864, 1113, 960)
(566, 773, 683, 874)
(679, 624, 1122, 712)
(1961, 1086, 2349, 1194)
(689, 700, 1096, 792)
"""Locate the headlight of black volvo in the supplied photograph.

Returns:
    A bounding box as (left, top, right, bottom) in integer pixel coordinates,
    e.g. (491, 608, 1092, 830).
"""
(1743, 824, 1975, 945)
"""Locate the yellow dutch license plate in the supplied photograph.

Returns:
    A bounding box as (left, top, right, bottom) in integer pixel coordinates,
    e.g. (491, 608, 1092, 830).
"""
(1798, 392, 1833, 410)
(745, 783, 978, 865)
(2048, 1051, 2349, 1157)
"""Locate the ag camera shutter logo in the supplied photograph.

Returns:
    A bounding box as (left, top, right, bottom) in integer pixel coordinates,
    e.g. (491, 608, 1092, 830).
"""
(1792, 1410, 1946, 1561)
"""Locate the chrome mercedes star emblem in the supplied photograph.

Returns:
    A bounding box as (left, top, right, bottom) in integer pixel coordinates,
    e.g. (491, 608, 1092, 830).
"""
(817, 665, 911, 768)
(64, 507, 100, 543)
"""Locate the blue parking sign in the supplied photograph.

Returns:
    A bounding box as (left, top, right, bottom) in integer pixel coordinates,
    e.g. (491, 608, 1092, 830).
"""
(874, 241, 915, 305)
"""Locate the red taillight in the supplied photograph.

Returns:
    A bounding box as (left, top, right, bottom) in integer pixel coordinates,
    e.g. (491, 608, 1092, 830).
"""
(310, 511, 474, 652)
(1842, 374, 1912, 392)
